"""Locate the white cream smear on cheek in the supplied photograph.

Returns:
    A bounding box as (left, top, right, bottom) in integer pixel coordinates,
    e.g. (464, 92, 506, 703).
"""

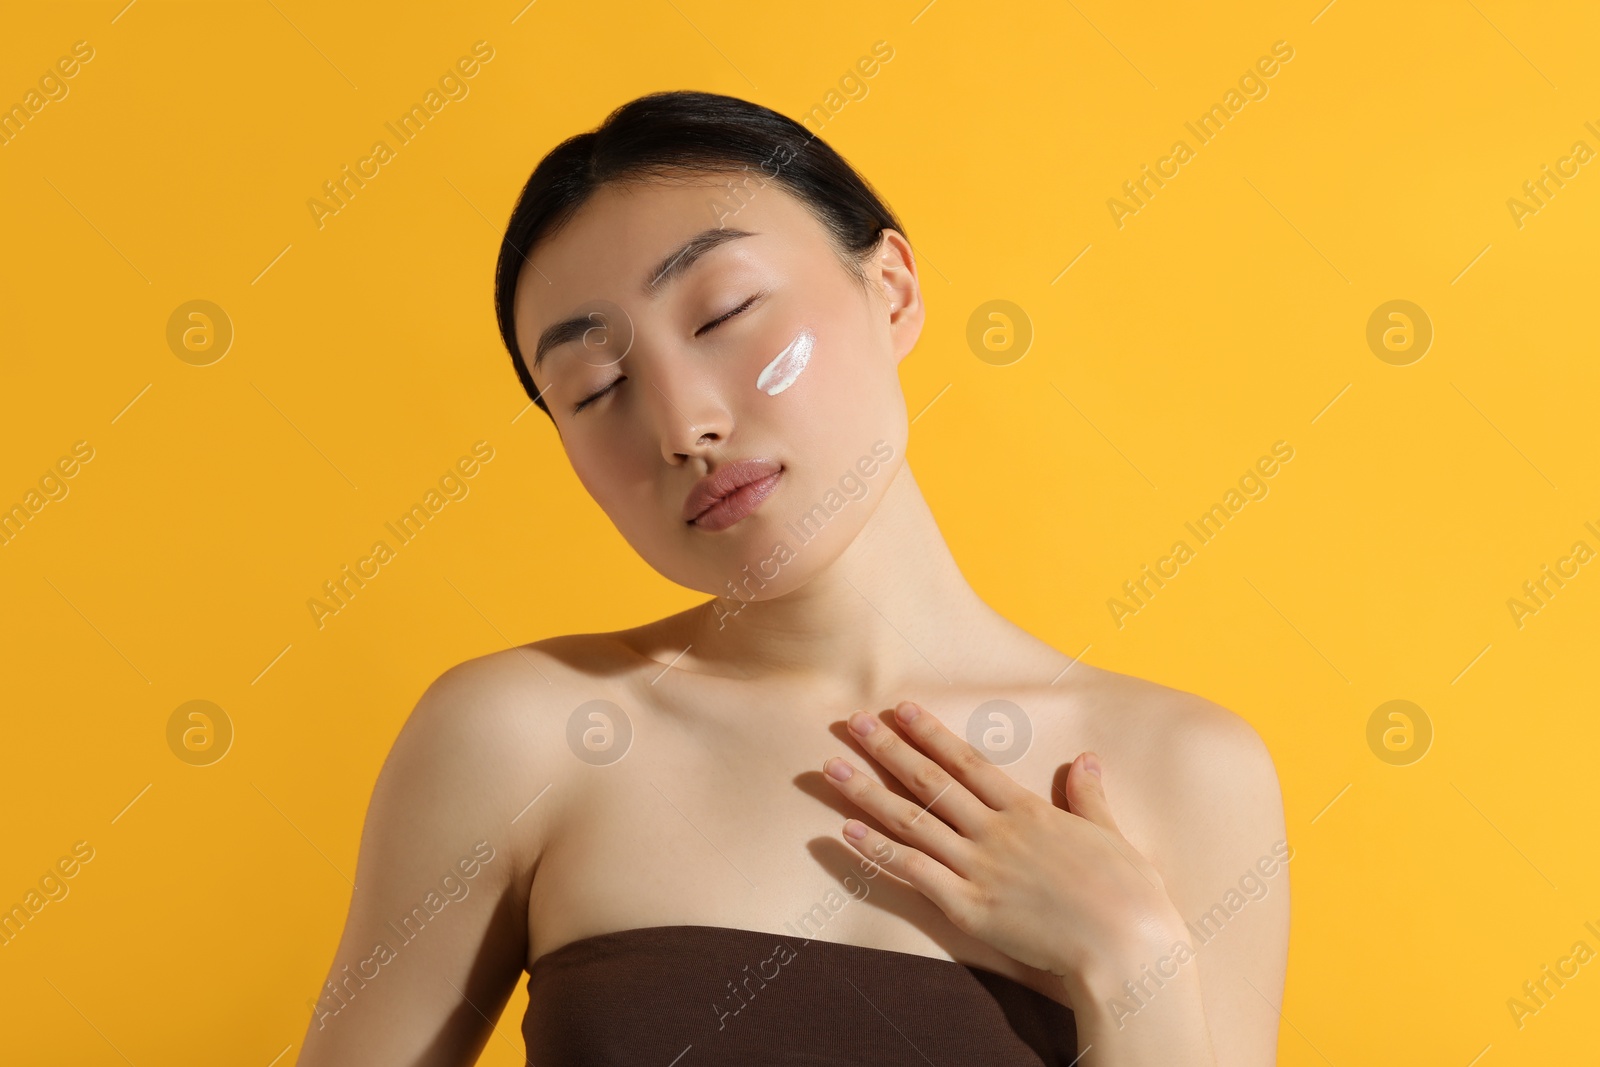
(756, 327, 814, 396)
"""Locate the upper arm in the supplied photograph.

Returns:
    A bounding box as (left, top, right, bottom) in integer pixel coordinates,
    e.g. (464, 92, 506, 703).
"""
(295, 656, 558, 1067)
(1145, 697, 1290, 1067)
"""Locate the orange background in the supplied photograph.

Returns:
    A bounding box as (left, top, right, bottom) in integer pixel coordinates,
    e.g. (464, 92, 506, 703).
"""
(2, 1, 1597, 1063)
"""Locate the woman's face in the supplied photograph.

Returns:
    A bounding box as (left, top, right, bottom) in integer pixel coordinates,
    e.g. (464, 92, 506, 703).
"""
(514, 173, 923, 598)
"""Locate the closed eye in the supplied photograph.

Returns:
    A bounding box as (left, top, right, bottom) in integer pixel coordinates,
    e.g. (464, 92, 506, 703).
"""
(571, 379, 619, 414)
(573, 291, 765, 414)
(695, 291, 763, 337)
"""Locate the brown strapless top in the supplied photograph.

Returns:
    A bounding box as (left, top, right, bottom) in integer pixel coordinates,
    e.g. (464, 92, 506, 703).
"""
(522, 924, 1079, 1065)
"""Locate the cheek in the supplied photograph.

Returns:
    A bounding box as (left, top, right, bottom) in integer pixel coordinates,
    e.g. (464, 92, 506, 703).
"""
(755, 328, 896, 467)
(755, 326, 815, 396)
(570, 443, 652, 520)
(802, 331, 892, 425)
(747, 321, 863, 409)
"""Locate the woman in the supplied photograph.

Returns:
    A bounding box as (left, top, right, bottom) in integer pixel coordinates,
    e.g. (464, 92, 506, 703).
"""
(297, 90, 1289, 1066)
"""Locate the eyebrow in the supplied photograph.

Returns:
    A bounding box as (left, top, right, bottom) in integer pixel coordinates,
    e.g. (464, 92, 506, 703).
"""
(531, 226, 757, 373)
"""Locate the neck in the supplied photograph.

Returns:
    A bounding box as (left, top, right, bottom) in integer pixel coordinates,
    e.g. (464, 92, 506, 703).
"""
(676, 461, 1000, 697)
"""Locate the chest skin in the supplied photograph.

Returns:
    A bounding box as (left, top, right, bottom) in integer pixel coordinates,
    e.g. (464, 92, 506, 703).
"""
(519, 650, 1147, 999)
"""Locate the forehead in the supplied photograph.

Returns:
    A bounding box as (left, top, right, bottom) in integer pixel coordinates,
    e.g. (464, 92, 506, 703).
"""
(511, 174, 830, 351)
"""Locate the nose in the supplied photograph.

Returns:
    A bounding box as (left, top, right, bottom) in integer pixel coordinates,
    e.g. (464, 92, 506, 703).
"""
(647, 372, 733, 466)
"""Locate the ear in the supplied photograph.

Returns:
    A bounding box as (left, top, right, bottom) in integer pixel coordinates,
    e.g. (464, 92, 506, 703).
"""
(870, 229, 924, 364)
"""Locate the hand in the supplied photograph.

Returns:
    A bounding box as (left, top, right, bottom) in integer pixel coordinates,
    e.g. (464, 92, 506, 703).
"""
(822, 700, 1186, 1009)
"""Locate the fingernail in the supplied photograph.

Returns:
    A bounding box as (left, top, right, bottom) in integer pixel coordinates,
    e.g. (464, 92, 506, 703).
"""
(1083, 752, 1101, 778)
(844, 819, 867, 840)
(825, 757, 854, 781)
(849, 711, 877, 735)
(894, 701, 920, 724)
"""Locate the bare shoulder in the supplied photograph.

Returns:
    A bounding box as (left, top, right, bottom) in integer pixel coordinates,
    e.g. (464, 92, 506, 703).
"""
(1069, 665, 1290, 1062)
(381, 633, 637, 875)
(1048, 663, 1283, 880)
(296, 635, 631, 1062)
(408, 631, 638, 739)
(998, 638, 1282, 864)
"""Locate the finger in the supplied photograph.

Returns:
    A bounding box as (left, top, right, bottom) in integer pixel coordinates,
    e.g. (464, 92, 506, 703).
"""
(887, 701, 1032, 813)
(823, 756, 977, 875)
(840, 817, 975, 927)
(846, 708, 995, 837)
(1065, 751, 1122, 833)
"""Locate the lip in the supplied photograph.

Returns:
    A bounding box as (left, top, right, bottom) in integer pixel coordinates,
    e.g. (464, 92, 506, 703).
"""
(683, 458, 784, 531)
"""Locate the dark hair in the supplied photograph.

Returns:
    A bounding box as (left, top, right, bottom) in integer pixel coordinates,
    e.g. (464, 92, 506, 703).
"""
(492, 89, 909, 419)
